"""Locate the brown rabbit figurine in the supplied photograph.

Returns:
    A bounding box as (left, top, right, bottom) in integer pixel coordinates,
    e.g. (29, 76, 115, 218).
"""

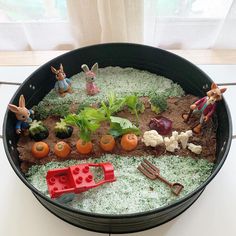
(81, 63, 100, 96)
(182, 83, 227, 134)
(51, 64, 72, 97)
(8, 95, 34, 135)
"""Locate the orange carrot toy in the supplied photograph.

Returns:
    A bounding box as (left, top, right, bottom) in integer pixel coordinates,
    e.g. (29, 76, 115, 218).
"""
(100, 135, 116, 152)
(121, 133, 138, 151)
(32, 141, 50, 159)
(76, 139, 93, 154)
(54, 141, 71, 158)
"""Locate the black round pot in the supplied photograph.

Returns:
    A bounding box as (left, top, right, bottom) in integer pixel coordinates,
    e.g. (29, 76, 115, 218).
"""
(3, 43, 232, 234)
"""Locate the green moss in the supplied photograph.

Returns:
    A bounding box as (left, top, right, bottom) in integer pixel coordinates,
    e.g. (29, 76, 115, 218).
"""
(34, 103, 70, 120)
(26, 155, 214, 214)
(33, 67, 185, 118)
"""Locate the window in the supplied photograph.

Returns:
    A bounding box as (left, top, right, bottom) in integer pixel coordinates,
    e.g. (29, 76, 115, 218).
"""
(144, 0, 235, 49)
(148, 0, 233, 18)
(0, 0, 68, 22)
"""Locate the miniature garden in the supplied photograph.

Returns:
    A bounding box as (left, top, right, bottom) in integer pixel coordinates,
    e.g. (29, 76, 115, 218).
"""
(8, 63, 226, 214)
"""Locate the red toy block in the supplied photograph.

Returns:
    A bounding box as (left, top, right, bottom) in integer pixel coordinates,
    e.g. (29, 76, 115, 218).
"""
(46, 162, 116, 199)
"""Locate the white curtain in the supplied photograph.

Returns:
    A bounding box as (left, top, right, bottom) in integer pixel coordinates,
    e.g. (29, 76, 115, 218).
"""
(0, 0, 236, 50)
(66, 0, 144, 47)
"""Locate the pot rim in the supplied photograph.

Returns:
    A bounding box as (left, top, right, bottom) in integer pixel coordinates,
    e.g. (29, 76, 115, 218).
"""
(2, 42, 233, 219)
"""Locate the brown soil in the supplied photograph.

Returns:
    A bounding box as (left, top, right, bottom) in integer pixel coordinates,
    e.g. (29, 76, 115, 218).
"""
(18, 95, 217, 173)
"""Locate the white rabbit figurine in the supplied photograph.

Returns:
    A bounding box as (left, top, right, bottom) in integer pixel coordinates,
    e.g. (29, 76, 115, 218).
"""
(8, 95, 34, 134)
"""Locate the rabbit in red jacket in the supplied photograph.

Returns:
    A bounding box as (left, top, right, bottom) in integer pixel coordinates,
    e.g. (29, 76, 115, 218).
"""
(182, 83, 227, 134)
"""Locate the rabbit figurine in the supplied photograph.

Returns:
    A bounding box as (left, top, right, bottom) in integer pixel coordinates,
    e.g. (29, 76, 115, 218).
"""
(51, 64, 72, 97)
(81, 63, 100, 96)
(182, 83, 227, 134)
(8, 95, 34, 135)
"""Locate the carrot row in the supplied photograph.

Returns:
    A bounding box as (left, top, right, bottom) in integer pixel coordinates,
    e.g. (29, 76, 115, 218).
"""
(31, 134, 138, 159)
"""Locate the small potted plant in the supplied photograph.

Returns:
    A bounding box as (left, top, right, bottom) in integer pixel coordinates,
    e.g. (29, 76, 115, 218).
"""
(54, 119, 73, 139)
(29, 120, 49, 141)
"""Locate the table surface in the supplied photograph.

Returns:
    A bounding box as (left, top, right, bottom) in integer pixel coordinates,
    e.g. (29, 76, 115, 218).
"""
(0, 50, 236, 236)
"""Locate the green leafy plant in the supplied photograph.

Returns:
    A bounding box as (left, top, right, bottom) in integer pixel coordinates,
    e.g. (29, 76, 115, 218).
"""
(149, 93, 168, 114)
(109, 116, 141, 137)
(100, 93, 126, 119)
(125, 95, 145, 124)
(80, 107, 107, 123)
(64, 107, 106, 142)
(64, 94, 143, 141)
(136, 100, 145, 113)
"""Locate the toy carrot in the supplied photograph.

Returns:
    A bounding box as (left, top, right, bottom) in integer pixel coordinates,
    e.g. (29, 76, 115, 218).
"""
(54, 141, 71, 158)
(100, 135, 116, 152)
(76, 139, 93, 154)
(32, 141, 50, 159)
(121, 133, 138, 151)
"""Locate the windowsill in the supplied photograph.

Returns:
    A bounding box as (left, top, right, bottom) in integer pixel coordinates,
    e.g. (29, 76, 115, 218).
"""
(0, 49, 236, 66)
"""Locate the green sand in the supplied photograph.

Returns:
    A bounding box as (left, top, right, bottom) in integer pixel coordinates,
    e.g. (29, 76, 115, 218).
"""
(26, 155, 214, 214)
(33, 67, 184, 119)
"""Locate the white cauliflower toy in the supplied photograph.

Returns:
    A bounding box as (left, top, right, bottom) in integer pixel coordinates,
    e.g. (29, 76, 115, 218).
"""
(188, 143, 202, 155)
(178, 130, 193, 149)
(142, 130, 164, 147)
(164, 131, 180, 153)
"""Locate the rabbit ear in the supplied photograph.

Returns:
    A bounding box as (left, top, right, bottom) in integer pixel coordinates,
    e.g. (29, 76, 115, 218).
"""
(19, 95, 25, 108)
(51, 66, 57, 74)
(211, 83, 218, 90)
(8, 104, 19, 113)
(81, 64, 90, 73)
(220, 87, 227, 94)
(60, 63, 64, 71)
(91, 63, 98, 74)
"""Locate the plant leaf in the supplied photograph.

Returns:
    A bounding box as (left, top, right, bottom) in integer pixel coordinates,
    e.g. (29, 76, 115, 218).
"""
(125, 95, 138, 110)
(109, 116, 141, 137)
(64, 114, 80, 126)
(100, 93, 126, 118)
(80, 107, 106, 122)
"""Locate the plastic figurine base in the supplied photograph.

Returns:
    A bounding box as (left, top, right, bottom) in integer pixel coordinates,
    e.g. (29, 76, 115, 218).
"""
(46, 162, 116, 199)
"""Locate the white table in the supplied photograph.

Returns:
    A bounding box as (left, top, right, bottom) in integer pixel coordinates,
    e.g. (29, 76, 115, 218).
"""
(0, 65, 236, 236)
